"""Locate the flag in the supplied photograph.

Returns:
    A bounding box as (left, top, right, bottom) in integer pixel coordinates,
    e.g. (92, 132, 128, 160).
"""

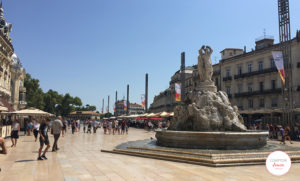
(141, 94, 145, 108)
(113, 104, 116, 112)
(106, 106, 109, 113)
(272, 51, 285, 84)
(124, 100, 127, 111)
(175, 83, 181, 102)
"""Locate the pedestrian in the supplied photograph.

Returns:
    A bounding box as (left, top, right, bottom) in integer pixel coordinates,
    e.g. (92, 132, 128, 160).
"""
(27, 121, 33, 136)
(103, 121, 107, 134)
(38, 119, 51, 160)
(121, 120, 125, 135)
(93, 120, 98, 133)
(11, 120, 20, 147)
(126, 121, 129, 134)
(87, 120, 92, 133)
(51, 116, 63, 152)
(71, 120, 76, 134)
(62, 119, 67, 137)
(112, 120, 116, 135)
(83, 120, 86, 133)
(108, 120, 112, 134)
(284, 126, 293, 144)
(279, 125, 285, 144)
(0, 137, 7, 154)
(33, 120, 40, 142)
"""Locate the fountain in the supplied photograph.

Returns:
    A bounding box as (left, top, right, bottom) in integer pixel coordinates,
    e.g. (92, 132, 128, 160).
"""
(156, 46, 268, 149)
(102, 46, 300, 167)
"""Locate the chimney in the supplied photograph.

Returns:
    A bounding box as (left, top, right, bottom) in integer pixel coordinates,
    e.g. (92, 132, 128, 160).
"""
(243, 46, 246, 53)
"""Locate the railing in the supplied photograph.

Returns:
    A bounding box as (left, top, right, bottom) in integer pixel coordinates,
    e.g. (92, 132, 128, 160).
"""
(223, 76, 232, 81)
(234, 67, 277, 80)
(234, 88, 282, 98)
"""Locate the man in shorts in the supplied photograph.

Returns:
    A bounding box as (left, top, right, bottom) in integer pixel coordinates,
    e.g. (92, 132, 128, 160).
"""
(38, 119, 51, 160)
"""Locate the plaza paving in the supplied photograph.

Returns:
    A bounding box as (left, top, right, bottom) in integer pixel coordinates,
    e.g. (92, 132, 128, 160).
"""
(0, 128, 299, 181)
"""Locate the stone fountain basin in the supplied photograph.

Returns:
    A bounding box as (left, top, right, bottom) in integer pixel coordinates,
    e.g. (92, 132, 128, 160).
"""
(155, 129, 269, 150)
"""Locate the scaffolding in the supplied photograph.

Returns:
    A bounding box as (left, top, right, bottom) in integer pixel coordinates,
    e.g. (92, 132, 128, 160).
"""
(278, 0, 294, 126)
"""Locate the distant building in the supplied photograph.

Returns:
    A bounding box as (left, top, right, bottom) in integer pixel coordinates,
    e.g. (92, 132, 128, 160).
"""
(0, 4, 26, 112)
(149, 31, 300, 126)
(115, 100, 144, 116)
(69, 111, 101, 120)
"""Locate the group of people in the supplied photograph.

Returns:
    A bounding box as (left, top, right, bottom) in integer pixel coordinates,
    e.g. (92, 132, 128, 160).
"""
(6, 116, 65, 161)
(103, 119, 128, 135)
(267, 124, 293, 144)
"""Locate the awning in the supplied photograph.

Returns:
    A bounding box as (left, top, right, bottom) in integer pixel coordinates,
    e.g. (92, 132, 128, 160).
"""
(11, 107, 54, 117)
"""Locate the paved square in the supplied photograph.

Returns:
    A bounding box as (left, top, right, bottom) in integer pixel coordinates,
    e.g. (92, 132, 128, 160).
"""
(0, 128, 299, 181)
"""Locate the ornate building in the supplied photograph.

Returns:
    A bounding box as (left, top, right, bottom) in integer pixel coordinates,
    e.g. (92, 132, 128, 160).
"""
(0, 3, 26, 111)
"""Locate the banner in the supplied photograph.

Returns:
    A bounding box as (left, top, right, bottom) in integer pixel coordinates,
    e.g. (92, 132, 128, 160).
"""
(106, 106, 109, 113)
(124, 100, 127, 111)
(113, 104, 116, 112)
(141, 94, 145, 108)
(272, 51, 285, 84)
(175, 83, 181, 102)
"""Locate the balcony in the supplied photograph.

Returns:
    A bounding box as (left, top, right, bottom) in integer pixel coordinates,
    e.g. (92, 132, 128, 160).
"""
(223, 76, 232, 81)
(234, 67, 277, 80)
(234, 88, 282, 98)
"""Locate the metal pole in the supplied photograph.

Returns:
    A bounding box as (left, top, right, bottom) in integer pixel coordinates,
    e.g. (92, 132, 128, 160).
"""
(180, 52, 186, 102)
(145, 73, 148, 112)
(102, 98, 104, 114)
(108, 95, 110, 113)
(115, 91, 117, 116)
(127, 85, 130, 115)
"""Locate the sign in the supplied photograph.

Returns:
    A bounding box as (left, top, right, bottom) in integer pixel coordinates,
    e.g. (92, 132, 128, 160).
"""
(266, 151, 291, 176)
(272, 51, 285, 84)
(141, 94, 145, 108)
(123, 100, 127, 111)
(175, 83, 181, 102)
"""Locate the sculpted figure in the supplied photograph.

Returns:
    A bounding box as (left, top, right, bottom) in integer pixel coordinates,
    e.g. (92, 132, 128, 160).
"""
(198, 46, 213, 83)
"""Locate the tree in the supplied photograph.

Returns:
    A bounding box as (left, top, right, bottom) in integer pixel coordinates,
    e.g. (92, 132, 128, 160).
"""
(24, 74, 45, 109)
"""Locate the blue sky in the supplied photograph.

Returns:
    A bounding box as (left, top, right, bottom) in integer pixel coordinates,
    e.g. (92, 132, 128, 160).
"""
(3, 0, 300, 111)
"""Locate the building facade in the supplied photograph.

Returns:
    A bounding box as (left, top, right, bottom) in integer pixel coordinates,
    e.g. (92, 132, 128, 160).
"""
(115, 100, 144, 116)
(0, 4, 26, 112)
(149, 31, 300, 127)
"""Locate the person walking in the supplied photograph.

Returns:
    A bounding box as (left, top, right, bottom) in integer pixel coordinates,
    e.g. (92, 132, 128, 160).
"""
(284, 126, 293, 144)
(279, 125, 285, 144)
(62, 119, 67, 137)
(108, 120, 112, 135)
(33, 120, 40, 142)
(93, 120, 98, 133)
(71, 120, 76, 134)
(38, 119, 51, 160)
(11, 120, 20, 147)
(51, 116, 63, 152)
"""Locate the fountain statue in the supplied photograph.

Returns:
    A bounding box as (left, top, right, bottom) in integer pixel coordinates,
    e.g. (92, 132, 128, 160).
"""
(156, 46, 267, 149)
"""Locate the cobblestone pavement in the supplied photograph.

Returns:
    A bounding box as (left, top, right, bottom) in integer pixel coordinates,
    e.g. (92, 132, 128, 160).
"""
(0, 128, 299, 181)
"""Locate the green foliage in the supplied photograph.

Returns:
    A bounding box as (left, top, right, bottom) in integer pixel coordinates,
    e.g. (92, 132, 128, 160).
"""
(24, 74, 97, 117)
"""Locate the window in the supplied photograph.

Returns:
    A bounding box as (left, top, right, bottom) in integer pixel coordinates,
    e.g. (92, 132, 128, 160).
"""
(226, 86, 231, 95)
(237, 66, 242, 75)
(271, 80, 276, 90)
(248, 63, 252, 73)
(248, 99, 253, 108)
(237, 84, 243, 93)
(272, 98, 278, 107)
(259, 82, 264, 92)
(215, 78, 219, 87)
(258, 61, 263, 71)
(226, 68, 230, 78)
(248, 83, 253, 92)
(270, 59, 275, 68)
(259, 98, 265, 108)
(229, 52, 233, 56)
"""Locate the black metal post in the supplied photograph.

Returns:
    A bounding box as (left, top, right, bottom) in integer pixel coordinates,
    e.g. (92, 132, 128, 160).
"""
(145, 73, 148, 112)
(180, 52, 186, 102)
(127, 85, 130, 115)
